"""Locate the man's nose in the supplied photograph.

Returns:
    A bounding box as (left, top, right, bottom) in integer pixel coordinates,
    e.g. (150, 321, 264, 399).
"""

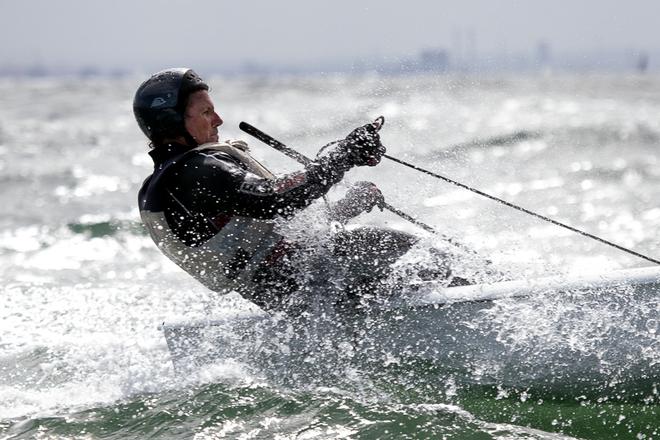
(214, 112, 223, 127)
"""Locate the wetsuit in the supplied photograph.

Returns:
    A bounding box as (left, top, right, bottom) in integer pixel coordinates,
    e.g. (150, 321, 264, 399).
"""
(139, 139, 418, 310)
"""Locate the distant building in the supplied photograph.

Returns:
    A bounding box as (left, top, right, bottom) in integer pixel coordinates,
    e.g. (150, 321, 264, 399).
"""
(637, 52, 649, 73)
(536, 41, 551, 68)
(419, 49, 450, 71)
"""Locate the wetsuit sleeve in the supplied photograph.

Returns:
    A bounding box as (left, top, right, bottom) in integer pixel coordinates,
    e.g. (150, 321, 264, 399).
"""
(169, 150, 348, 219)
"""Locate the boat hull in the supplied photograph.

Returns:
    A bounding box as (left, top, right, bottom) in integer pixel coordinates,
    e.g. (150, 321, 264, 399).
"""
(161, 266, 660, 389)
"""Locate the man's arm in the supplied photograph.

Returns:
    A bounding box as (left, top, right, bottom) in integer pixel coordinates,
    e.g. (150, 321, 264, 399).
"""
(173, 150, 345, 219)
(171, 121, 386, 220)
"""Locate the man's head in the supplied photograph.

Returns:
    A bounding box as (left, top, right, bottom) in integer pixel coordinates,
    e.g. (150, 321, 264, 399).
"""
(133, 68, 222, 147)
(183, 89, 223, 145)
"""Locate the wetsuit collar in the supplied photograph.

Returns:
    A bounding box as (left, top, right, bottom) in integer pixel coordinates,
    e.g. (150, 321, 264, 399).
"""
(148, 143, 194, 167)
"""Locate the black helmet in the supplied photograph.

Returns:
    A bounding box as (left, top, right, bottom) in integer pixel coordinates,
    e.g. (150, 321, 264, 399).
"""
(133, 68, 209, 145)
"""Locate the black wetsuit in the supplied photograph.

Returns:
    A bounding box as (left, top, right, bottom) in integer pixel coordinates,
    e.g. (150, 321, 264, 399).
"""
(139, 141, 417, 310)
(141, 143, 342, 244)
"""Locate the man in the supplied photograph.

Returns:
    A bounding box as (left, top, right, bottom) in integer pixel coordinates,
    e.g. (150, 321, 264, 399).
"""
(134, 68, 420, 312)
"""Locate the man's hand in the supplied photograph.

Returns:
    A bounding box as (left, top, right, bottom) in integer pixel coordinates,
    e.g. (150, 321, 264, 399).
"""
(327, 181, 385, 223)
(311, 117, 386, 185)
(345, 181, 385, 213)
(340, 120, 386, 167)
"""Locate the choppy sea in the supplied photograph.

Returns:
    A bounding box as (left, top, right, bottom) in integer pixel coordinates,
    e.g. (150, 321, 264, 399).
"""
(1, 72, 659, 439)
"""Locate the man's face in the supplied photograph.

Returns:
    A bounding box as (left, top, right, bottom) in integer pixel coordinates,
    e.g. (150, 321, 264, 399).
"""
(184, 90, 223, 144)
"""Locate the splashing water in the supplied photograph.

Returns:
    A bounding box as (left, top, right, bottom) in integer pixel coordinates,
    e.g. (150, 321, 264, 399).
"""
(1, 73, 659, 439)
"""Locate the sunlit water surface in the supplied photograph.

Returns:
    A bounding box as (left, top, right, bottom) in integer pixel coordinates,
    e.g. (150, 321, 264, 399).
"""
(1, 73, 659, 439)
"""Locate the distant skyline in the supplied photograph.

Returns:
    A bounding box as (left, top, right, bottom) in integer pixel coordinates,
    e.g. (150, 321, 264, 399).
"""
(1, 0, 659, 74)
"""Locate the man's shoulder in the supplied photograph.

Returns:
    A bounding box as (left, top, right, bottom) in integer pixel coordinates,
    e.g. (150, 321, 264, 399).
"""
(185, 143, 239, 161)
(189, 140, 256, 168)
(176, 143, 248, 179)
(196, 139, 250, 153)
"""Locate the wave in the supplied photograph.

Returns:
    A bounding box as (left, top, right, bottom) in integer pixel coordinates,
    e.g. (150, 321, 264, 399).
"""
(444, 130, 542, 152)
(66, 220, 146, 238)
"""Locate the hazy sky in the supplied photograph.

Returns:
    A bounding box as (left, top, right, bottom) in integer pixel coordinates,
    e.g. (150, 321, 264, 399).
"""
(1, 0, 659, 72)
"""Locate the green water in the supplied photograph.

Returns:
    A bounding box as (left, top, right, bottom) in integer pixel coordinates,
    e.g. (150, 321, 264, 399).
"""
(3, 359, 657, 440)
